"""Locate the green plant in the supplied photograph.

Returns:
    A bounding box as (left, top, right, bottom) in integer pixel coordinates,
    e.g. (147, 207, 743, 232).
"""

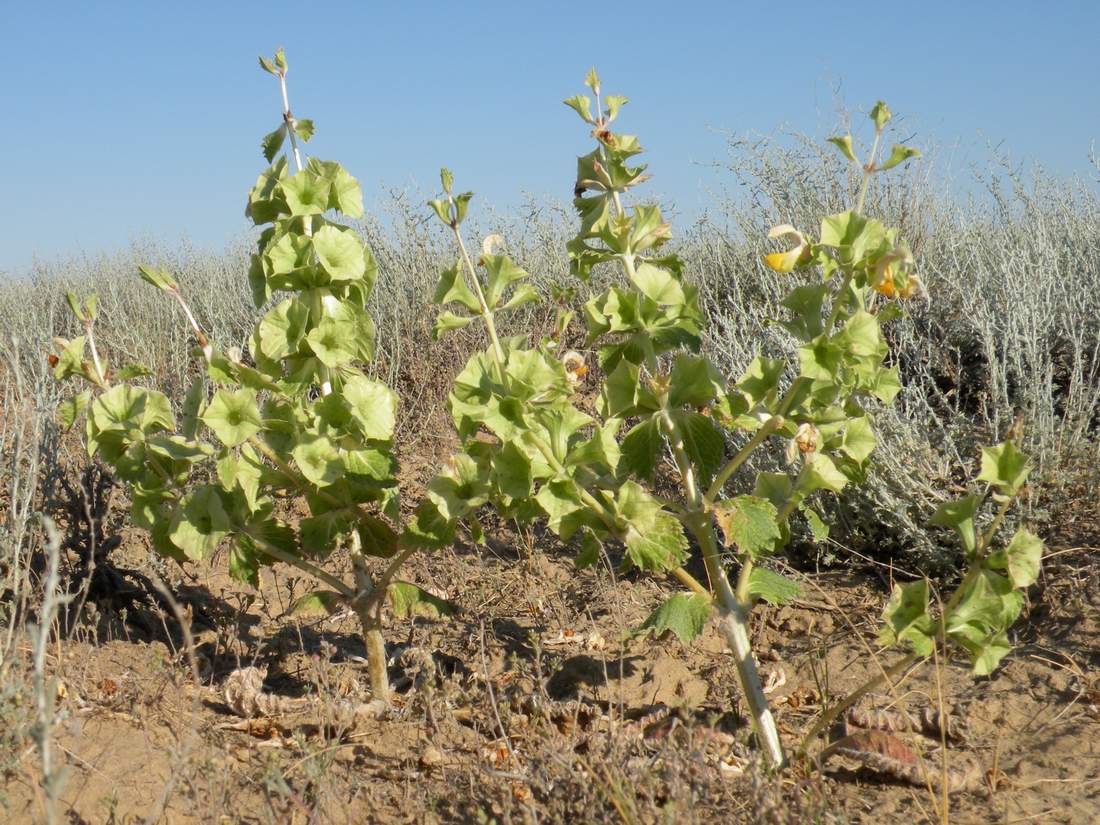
(428, 73, 1032, 769)
(801, 436, 1045, 754)
(51, 49, 458, 701)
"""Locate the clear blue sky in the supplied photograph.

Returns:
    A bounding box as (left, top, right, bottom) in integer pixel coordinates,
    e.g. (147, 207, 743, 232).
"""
(4, 1, 1098, 274)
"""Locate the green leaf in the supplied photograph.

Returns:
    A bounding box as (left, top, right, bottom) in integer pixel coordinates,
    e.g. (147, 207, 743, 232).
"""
(630, 262, 684, 305)
(671, 410, 725, 482)
(989, 527, 1043, 589)
(584, 66, 601, 94)
(841, 415, 876, 465)
(563, 94, 595, 124)
(58, 391, 91, 431)
(357, 516, 399, 558)
(827, 134, 858, 163)
(714, 495, 781, 558)
(879, 579, 934, 656)
(433, 261, 481, 313)
(668, 354, 724, 408)
(292, 433, 343, 487)
(575, 528, 602, 569)
(281, 170, 331, 216)
(428, 198, 451, 225)
(290, 590, 346, 615)
(800, 505, 830, 543)
(639, 593, 712, 643)
(89, 384, 175, 440)
(616, 481, 689, 572)
(299, 511, 350, 557)
(736, 356, 785, 408)
(428, 453, 490, 522)
(619, 417, 662, 481)
(401, 499, 456, 551)
(342, 376, 397, 441)
(966, 632, 1013, 677)
(310, 159, 364, 218)
(307, 316, 357, 367)
(293, 118, 315, 143)
(604, 94, 628, 122)
(203, 388, 262, 447)
(870, 100, 892, 129)
(500, 283, 539, 312)
(870, 367, 902, 403)
(261, 124, 287, 162)
(877, 144, 920, 172)
(493, 441, 532, 499)
(65, 291, 84, 321)
(930, 495, 980, 557)
(747, 568, 801, 605)
(258, 55, 279, 75)
(168, 486, 231, 561)
(115, 363, 153, 381)
(313, 225, 366, 281)
(801, 454, 849, 494)
(433, 311, 475, 339)
(137, 265, 178, 292)
(978, 441, 1031, 495)
(440, 167, 454, 194)
(229, 536, 261, 588)
(780, 284, 828, 342)
(255, 298, 310, 362)
(217, 448, 263, 513)
(482, 254, 529, 309)
(601, 360, 642, 417)
(388, 582, 458, 619)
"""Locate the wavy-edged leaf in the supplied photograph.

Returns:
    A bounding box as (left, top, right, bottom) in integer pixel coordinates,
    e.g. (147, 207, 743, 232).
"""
(639, 593, 712, 643)
(389, 582, 458, 619)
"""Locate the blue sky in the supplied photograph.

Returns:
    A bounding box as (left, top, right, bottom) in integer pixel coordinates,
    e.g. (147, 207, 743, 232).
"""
(3, 1, 1098, 274)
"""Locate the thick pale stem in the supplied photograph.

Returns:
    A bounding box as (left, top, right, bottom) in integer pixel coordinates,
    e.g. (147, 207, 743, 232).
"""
(451, 224, 507, 367)
(83, 321, 106, 386)
(166, 288, 213, 362)
(696, 519, 786, 768)
(278, 72, 304, 174)
(346, 530, 391, 700)
(357, 608, 390, 703)
(855, 128, 883, 216)
(661, 406, 786, 768)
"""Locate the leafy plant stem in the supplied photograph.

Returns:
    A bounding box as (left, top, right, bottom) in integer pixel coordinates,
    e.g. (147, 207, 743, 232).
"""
(167, 287, 213, 362)
(705, 376, 808, 503)
(693, 514, 786, 768)
(241, 529, 354, 599)
(276, 70, 304, 173)
(345, 531, 391, 701)
(450, 223, 506, 367)
(977, 490, 1013, 556)
(778, 462, 813, 522)
(670, 566, 710, 598)
(82, 320, 106, 386)
(855, 127, 884, 216)
(362, 543, 420, 621)
(661, 404, 786, 767)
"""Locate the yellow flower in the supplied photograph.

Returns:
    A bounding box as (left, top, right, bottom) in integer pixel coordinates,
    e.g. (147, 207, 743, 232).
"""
(763, 224, 811, 273)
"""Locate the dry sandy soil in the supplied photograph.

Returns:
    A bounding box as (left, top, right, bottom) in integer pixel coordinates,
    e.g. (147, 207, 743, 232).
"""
(3, 504, 1099, 825)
